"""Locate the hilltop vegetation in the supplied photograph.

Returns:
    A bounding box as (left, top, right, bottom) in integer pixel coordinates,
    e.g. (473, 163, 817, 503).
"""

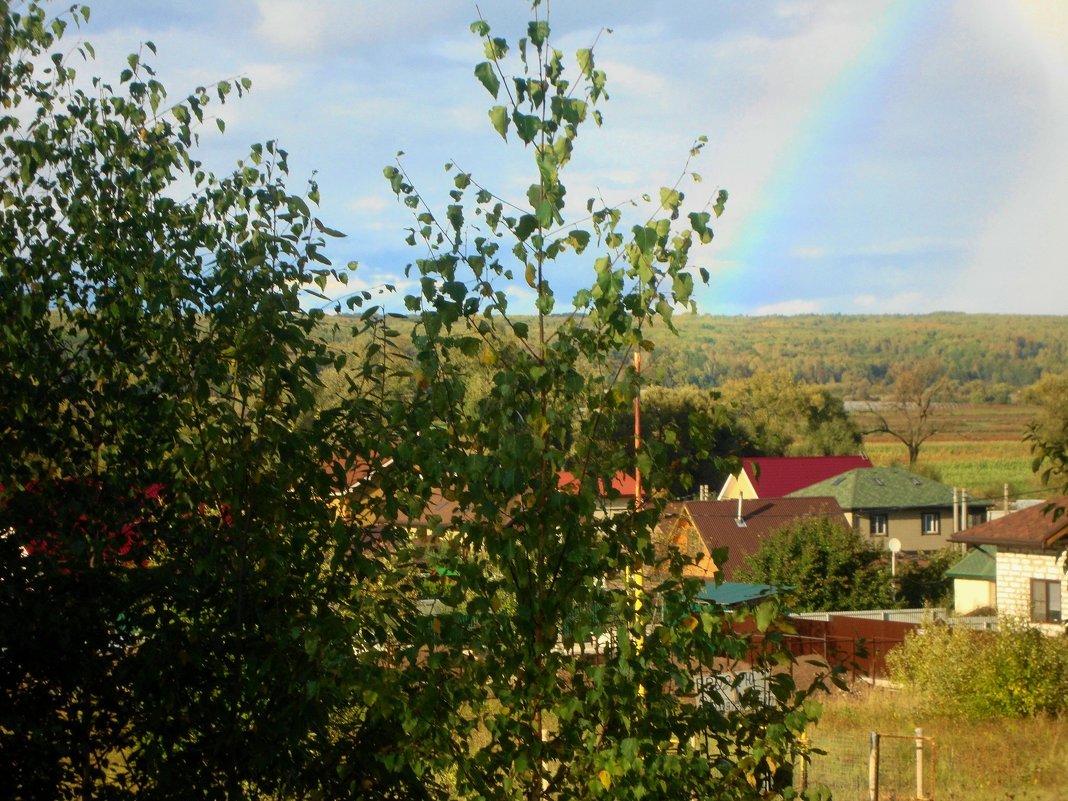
(640, 312, 1067, 399)
(321, 312, 1067, 402)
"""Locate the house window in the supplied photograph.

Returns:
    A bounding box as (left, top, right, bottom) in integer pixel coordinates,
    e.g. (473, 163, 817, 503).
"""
(869, 514, 888, 536)
(921, 512, 940, 535)
(1031, 579, 1062, 624)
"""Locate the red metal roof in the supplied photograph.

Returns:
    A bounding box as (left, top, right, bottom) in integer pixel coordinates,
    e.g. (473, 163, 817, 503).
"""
(741, 456, 873, 497)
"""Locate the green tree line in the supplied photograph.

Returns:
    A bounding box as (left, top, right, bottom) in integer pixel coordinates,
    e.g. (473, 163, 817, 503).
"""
(322, 312, 1067, 402)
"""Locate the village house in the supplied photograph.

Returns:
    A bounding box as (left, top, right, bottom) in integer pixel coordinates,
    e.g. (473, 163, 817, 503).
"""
(789, 466, 991, 552)
(655, 496, 848, 581)
(950, 499, 1068, 633)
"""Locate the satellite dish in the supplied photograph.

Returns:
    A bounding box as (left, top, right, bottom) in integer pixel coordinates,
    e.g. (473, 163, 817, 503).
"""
(888, 538, 902, 553)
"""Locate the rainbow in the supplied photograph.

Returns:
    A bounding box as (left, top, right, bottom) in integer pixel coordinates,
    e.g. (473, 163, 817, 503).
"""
(701, 0, 934, 314)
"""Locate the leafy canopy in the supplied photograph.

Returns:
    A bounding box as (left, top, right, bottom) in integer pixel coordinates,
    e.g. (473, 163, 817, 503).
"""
(737, 517, 897, 612)
(1, 2, 834, 799)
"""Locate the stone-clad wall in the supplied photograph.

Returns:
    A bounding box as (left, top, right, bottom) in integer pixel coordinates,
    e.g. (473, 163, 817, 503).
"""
(995, 545, 1067, 634)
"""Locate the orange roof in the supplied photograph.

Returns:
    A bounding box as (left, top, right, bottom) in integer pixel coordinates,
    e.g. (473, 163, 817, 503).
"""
(558, 470, 638, 498)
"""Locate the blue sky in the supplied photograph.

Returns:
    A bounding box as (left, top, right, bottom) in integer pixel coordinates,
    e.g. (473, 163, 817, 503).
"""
(71, 0, 1067, 315)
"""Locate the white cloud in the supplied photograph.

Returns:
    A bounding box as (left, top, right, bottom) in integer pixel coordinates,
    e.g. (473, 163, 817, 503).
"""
(792, 246, 827, 260)
(240, 62, 302, 94)
(500, 283, 540, 314)
(252, 0, 456, 56)
(752, 298, 822, 315)
(347, 195, 391, 214)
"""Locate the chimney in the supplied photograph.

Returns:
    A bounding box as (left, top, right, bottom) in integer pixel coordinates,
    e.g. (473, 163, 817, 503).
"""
(735, 494, 745, 527)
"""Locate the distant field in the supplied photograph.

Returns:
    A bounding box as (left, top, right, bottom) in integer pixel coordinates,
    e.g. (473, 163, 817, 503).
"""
(854, 403, 1045, 501)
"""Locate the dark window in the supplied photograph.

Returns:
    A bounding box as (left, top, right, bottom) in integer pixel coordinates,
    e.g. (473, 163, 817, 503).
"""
(922, 512, 940, 535)
(870, 514, 888, 536)
(1031, 579, 1062, 623)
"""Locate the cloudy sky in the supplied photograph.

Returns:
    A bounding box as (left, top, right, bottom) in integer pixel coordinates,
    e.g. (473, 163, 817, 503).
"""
(66, 0, 1067, 315)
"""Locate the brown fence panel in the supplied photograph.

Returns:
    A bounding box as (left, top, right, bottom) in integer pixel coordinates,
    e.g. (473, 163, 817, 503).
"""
(730, 614, 918, 681)
(780, 617, 918, 680)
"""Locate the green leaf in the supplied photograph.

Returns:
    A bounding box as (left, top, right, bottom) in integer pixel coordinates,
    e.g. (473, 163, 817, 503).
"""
(688, 211, 713, 244)
(528, 20, 550, 48)
(474, 62, 500, 98)
(534, 200, 553, 228)
(513, 112, 540, 144)
(713, 188, 728, 218)
(488, 105, 509, 140)
(755, 600, 778, 632)
(568, 230, 590, 253)
(514, 214, 538, 242)
(576, 48, 593, 77)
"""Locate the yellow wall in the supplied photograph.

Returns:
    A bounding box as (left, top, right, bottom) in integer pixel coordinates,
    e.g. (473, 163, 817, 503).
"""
(717, 471, 757, 501)
(952, 578, 996, 615)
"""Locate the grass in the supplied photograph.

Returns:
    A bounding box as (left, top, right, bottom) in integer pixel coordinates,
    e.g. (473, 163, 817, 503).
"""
(805, 685, 1068, 800)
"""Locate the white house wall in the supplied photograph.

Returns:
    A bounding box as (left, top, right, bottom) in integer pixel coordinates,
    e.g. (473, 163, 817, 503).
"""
(995, 545, 1067, 634)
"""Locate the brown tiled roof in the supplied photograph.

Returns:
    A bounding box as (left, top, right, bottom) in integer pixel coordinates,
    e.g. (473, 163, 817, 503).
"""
(950, 498, 1068, 548)
(662, 496, 847, 580)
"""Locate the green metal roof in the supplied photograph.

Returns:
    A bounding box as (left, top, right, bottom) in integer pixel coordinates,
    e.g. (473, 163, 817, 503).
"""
(788, 466, 987, 511)
(696, 582, 783, 606)
(944, 544, 996, 580)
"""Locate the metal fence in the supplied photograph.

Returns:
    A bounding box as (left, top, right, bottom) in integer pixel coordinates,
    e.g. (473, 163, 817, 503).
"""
(801, 729, 935, 801)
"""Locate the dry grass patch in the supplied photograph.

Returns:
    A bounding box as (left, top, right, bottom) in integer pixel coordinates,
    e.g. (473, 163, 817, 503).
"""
(805, 684, 1068, 801)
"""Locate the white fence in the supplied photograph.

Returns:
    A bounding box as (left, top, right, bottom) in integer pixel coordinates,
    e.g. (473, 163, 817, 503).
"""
(792, 607, 998, 630)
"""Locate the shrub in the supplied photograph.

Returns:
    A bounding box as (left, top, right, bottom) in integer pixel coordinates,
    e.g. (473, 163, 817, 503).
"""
(887, 618, 1068, 718)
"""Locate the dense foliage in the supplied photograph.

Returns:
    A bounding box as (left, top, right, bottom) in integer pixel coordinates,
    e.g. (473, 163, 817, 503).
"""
(887, 619, 1068, 719)
(736, 518, 897, 613)
(1026, 372, 1068, 504)
(0, 3, 431, 798)
(1, 4, 831, 800)
(717, 369, 861, 457)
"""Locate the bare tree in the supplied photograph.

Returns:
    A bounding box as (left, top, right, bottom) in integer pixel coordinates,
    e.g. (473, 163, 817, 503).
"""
(865, 357, 948, 466)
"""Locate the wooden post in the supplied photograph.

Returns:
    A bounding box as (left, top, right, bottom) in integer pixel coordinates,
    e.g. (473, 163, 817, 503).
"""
(915, 727, 925, 800)
(868, 731, 880, 801)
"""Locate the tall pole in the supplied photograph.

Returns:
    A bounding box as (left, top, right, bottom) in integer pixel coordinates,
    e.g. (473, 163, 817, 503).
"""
(632, 352, 645, 667)
(634, 351, 642, 511)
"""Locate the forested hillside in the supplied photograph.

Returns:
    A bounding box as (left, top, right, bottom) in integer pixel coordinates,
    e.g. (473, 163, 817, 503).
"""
(640, 313, 1066, 399)
(322, 312, 1066, 401)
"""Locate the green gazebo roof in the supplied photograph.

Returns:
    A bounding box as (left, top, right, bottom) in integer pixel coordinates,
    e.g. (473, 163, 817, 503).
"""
(945, 544, 996, 581)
